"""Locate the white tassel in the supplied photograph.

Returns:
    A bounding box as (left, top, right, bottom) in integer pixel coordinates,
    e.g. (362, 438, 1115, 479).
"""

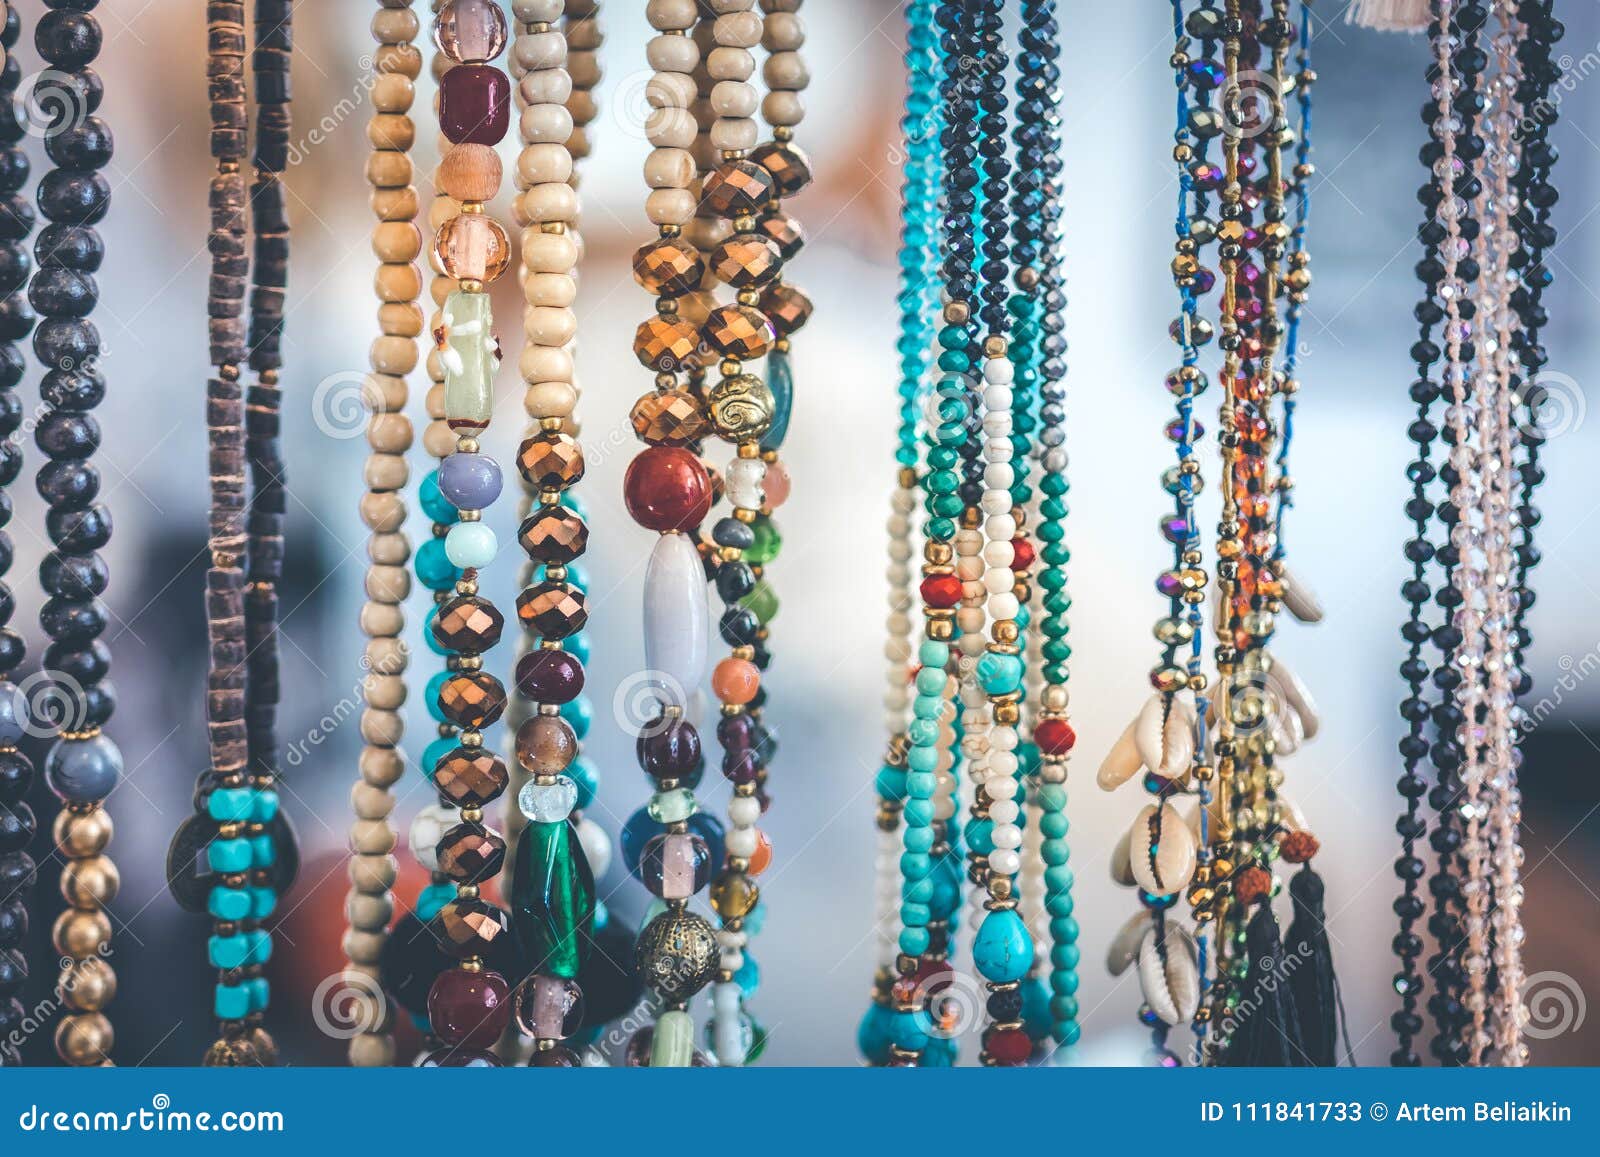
(1345, 0, 1432, 31)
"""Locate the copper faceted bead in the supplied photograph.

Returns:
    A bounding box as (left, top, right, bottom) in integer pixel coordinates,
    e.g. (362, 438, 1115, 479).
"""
(632, 238, 705, 296)
(437, 822, 507, 885)
(630, 390, 707, 447)
(434, 897, 512, 959)
(433, 746, 511, 809)
(703, 304, 775, 360)
(518, 505, 588, 565)
(515, 582, 587, 640)
(750, 140, 813, 198)
(760, 282, 813, 336)
(517, 431, 586, 491)
(758, 212, 805, 261)
(710, 233, 782, 289)
(432, 595, 505, 654)
(700, 159, 774, 218)
(633, 315, 701, 372)
(437, 671, 507, 729)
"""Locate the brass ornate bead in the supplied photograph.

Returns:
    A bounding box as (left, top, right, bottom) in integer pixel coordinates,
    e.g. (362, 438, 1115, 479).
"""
(60, 956, 117, 1013)
(635, 907, 720, 1004)
(706, 373, 775, 441)
(54, 807, 112, 857)
(53, 908, 111, 959)
(60, 855, 120, 909)
(55, 1013, 113, 1066)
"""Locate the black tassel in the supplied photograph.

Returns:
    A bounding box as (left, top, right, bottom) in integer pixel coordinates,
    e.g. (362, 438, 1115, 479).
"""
(1221, 869, 1306, 1066)
(1284, 863, 1340, 1064)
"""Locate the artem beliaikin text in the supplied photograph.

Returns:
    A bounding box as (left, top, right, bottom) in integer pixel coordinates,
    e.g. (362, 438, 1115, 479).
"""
(1394, 1101, 1571, 1123)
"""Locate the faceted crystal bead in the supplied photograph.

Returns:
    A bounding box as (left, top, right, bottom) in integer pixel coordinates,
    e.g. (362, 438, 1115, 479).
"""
(757, 212, 805, 261)
(437, 670, 507, 728)
(700, 160, 775, 218)
(749, 140, 813, 198)
(439, 64, 511, 146)
(632, 239, 705, 295)
(702, 304, 775, 359)
(514, 974, 585, 1041)
(433, 746, 510, 808)
(434, 0, 508, 64)
(517, 431, 586, 491)
(432, 596, 505, 654)
(707, 372, 775, 441)
(515, 714, 578, 777)
(517, 775, 579, 823)
(438, 291, 497, 430)
(710, 233, 782, 288)
(639, 832, 711, 900)
(435, 212, 511, 284)
(516, 582, 587, 639)
(433, 897, 512, 959)
(436, 821, 506, 884)
(644, 531, 709, 698)
(510, 820, 597, 979)
(759, 282, 813, 336)
(633, 315, 700, 372)
(517, 504, 587, 563)
(630, 389, 707, 446)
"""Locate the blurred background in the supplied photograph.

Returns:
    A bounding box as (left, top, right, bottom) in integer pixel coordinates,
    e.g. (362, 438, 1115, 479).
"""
(8, 1, 1600, 1065)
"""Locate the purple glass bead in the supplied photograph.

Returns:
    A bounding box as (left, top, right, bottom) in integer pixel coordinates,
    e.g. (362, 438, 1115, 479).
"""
(639, 832, 711, 900)
(1160, 516, 1190, 545)
(439, 64, 511, 146)
(1191, 267, 1216, 294)
(722, 748, 761, 785)
(1155, 571, 1183, 599)
(636, 716, 701, 783)
(439, 451, 503, 512)
(514, 648, 585, 705)
(513, 973, 584, 1041)
(716, 711, 758, 753)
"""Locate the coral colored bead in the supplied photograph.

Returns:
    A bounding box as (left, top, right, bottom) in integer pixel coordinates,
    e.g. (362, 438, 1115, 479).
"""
(763, 458, 792, 509)
(1034, 717, 1076, 755)
(920, 573, 962, 608)
(711, 658, 760, 705)
(623, 446, 714, 532)
(1010, 536, 1035, 571)
(748, 830, 772, 876)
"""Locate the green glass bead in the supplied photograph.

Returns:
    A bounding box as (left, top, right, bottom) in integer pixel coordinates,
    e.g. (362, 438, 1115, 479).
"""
(510, 819, 597, 980)
(441, 290, 496, 428)
(651, 1009, 695, 1067)
(648, 787, 698, 824)
(739, 580, 779, 625)
(746, 515, 782, 565)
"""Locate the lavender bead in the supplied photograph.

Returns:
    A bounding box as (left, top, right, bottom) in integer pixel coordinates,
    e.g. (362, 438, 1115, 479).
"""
(438, 452, 503, 512)
(45, 733, 122, 804)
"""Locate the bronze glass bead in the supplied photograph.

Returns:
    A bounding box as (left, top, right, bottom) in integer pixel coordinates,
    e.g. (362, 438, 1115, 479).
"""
(634, 907, 720, 1004)
(757, 212, 805, 261)
(702, 304, 775, 360)
(633, 315, 701, 372)
(749, 140, 813, 198)
(632, 238, 705, 296)
(709, 233, 782, 288)
(432, 595, 506, 654)
(434, 896, 512, 959)
(760, 282, 813, 336)
(700, 159, 775, 218)
(517, 505, 589, 564)
(516, 431, 586, 491)
(433, 746, 511, 809)
(514, 714, 578, 777)
(709, 870, 759, 920)
(630, 389, 708, 447)
(438, 671, 508, 729)
(515, 582, 587, 640)
(55, 1014, 113, 1066)
(436, 822, 507, 885)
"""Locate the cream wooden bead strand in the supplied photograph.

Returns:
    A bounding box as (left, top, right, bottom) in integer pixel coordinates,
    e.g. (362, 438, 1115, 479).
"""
(344, 0, 425, 1069)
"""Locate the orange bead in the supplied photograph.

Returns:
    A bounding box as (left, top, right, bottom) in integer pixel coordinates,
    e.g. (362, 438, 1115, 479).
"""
(747, 830, 772, 876)
(711, 658, 760, 705)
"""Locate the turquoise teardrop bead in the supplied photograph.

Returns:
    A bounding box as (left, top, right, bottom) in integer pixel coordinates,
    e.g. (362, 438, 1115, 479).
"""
(973, 908, 1034, 983)
(857, 1002, 894, 1065)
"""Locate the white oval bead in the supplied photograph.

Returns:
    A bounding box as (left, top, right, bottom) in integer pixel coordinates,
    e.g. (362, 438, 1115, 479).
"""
(726, 826, 759, 857)
(724, 456, 766, 510)
(983, 356, 1014, 383)
(644, 532, 710, 705)
(989, 847, 1021, 876)
(576, 816, 612, 878)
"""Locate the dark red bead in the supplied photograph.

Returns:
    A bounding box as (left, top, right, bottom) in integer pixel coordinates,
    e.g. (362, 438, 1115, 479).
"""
(514, 647, 586, 704)
(439, 64, 511, 146)
(623, 446, 713, 532)
(983, 1025, 1032, 1065)
(1034, 717, 1077, 756)
(722, 748, 761, 785)
(426, 967, 511, 1050)
(920, 573, 962, 609)
(1010, 537, 1035, 571)
(636, 716, 701, 782)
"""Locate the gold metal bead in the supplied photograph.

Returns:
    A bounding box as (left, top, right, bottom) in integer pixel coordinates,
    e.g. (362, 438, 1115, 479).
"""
(56, 1013, 113, 1066)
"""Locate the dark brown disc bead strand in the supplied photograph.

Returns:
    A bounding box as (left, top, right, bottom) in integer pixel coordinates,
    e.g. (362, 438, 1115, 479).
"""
(25, 0, 125, 1069)
(0, 0, 36, 1071)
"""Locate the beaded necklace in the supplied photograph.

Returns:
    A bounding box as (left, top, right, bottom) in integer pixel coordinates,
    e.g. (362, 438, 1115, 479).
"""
(345, 0, 425, 1069)
(504, 0, 600, 1068)
(418, 0, 519, 1063)
(0, 0, 36, 1070)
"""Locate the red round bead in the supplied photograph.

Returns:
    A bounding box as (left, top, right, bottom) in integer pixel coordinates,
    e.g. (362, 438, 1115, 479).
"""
(919, 573, 962, 609)
(426, 967, 511, 1050)
(439, 64, 511, 146)
(1034, 717, 1077, 755)
(984, 1025, 1033, 1066)
(1010, 536, 1036, 571)
(623, 446, 713, 532)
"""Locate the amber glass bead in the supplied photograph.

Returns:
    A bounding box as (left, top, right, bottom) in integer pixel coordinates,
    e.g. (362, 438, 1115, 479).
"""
(437, 671, 507, 729)
(758, 212, 805, 261)
(517, 431, 586, 491)
(710, 233, 782, 289)
(632, 238, 705, 296)
(759, 283, 813, 336)
(434, 0, 508, 64)
(432, 595, 505, 654)
(630, 390, 707, 447)
(518, 505, 587, 564)
(437, 822, 506, 884)
(749, 141, 813, 198)
(433, 746, 510, 808)
(434, 212, 512, 284)
(700, 160, 774, 218)
(438, 64, 511, 146)
(633, 315, 701, 372)
(703, 304, 775, 359)
(515, 582, 588, 640)
(515, 714, 578, 776)
(434, 897, 512, 958)
(623, 446, 714, 532)
(709, 870, 759, 919)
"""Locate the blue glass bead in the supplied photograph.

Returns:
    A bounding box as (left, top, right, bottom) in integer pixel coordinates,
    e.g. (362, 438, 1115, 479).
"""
(976, 650, 1024, 696)
(1050, 964, 1080, 993)
(209, 934, 249, 969)
(253, 790, 279, 823)
(902, 874, 934, 904)
(247, 929, 272, 965)
(965, 816, 994, 856)
(426, 670, 451, 722)
(857, 1003, 894, 1065)
(417, 881, 455, 922)
(563, 631, 590, 664)
(899, 851, 930, 879)
(594, 898, 609, 932)
(1042, 811, 1069, 839)
(208, 787, 253, 823)
(209, 838, 251, 873)
(250, 834, 275, 868)
(1053, 1020, 1082, 1046)
(903, 797, 932, 826)
(903, 825, 934, 855)
(875, 764, 907, 801)
(246, 977, 270, 1013)
(1051, 994, 1080, 1020)
(445, 521, 497, 569)
(250, 888, 277, 919)
(973, 908, 1034, 983)
(761, 349, 793, 451)
(734, 954, 760, 999)
(1022, 975, 1052, 1042)
(743, 899, 766, 936)
(208, 887, 250, 921)
(215, 982, 250, 1021)
(929, 853, 962, 920)
(921, 1035, 958, 1067)
(559, 695, 592, 739)
(889, 1007, 929, 1051)
(415, 537, 460, 591)
(422, 736, 457, 782)
(44, 733, 122, 805)
(419, 469, 457, 524)
(901, 902, 930, 928)
(438, 451, 503, 511)
(559, 489, 585, 518)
